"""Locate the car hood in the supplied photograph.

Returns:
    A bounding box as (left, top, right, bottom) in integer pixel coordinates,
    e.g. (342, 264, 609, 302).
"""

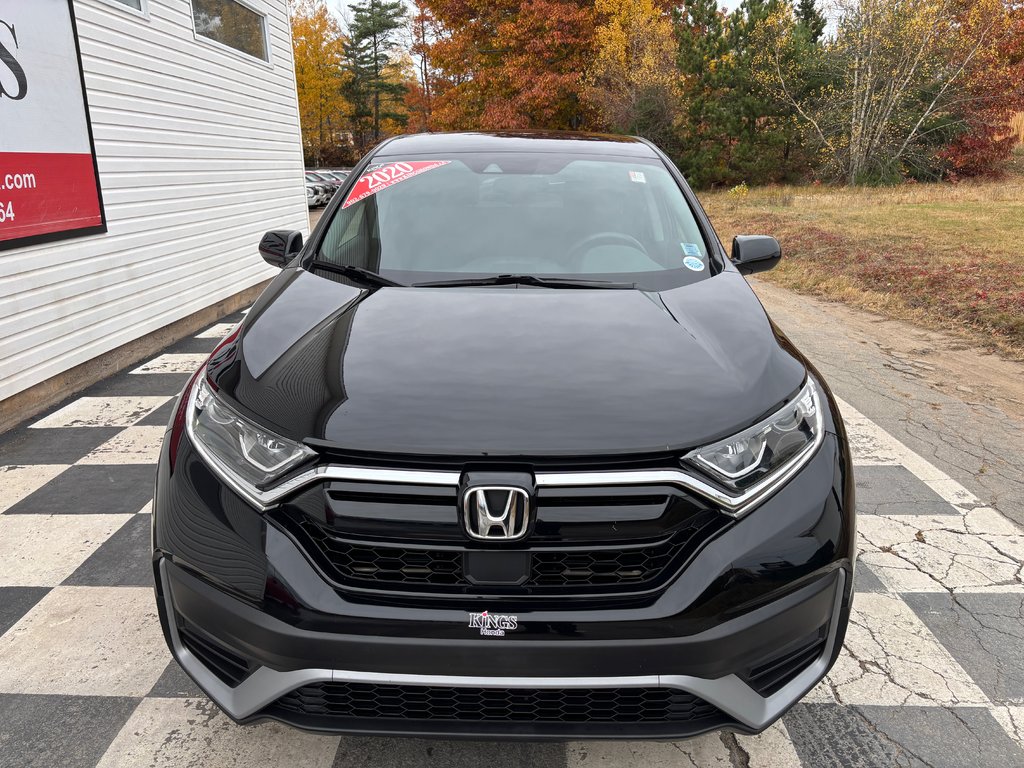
(213, 269, 807, 457)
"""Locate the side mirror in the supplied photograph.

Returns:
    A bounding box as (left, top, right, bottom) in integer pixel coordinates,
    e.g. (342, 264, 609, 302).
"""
(259, 230, 303, 268)
(731, 235, 782, 275)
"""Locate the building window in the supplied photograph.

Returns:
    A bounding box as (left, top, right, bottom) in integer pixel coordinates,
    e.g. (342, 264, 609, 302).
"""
(192, 0, 269, 62)
(99, 0, 146, 12)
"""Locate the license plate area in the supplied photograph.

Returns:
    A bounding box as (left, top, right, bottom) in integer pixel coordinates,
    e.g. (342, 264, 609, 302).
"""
(463, 550, 531, 586)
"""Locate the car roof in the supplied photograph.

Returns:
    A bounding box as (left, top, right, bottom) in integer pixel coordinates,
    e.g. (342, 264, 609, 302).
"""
(373, 131, 659, 159)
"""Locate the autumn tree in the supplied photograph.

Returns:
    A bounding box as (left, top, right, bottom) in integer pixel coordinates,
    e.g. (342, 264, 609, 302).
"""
(759, 0, 1023, 183)
(345, 0, 409, 151)
(290, 0, 350, 166)
(938, 0, 1024, 177)
(424, 0, 598, 131)
(586, 0, 678, 149)
(408, 2, 442, 130)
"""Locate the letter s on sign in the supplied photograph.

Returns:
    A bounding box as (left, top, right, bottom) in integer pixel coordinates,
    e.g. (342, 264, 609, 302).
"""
(0, 20, 28, 101)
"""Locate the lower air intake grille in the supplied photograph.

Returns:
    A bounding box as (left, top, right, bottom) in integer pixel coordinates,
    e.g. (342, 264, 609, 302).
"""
(178, 624, 253, 687)
(274, 682, 724, 724)
(744, 633, 827, 697)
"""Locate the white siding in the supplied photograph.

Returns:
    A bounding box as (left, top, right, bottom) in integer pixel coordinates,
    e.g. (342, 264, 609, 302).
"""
(0, 0, 309, 402)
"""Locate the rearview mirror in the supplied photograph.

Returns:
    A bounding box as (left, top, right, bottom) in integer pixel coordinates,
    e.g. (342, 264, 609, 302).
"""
(259, 230, 303, 268)
(731, 235, 782, 275)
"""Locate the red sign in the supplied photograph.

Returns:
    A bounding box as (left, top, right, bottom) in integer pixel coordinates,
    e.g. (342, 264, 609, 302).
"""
(0, 0, 106, 250)
(343, 160, 450, 209)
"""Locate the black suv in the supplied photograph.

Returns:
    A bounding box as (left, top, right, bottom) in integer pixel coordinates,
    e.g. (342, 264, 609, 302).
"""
(153, 132, 855, 740)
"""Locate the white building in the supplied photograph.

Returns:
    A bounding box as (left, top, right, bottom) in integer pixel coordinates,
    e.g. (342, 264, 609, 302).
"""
(0, 0, 308, 424)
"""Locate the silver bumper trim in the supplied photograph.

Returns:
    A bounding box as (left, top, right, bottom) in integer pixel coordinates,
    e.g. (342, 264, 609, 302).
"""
(161, 560, 845, 732)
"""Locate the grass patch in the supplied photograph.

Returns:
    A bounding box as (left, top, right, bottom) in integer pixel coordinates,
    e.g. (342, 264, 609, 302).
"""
(703, 176, 1024, 359)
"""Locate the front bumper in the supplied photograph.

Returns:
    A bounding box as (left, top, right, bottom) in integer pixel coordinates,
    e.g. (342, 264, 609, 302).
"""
(157, 554, 847, 739)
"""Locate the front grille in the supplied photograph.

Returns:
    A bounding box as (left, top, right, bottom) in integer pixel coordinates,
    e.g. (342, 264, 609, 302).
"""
(285, 507, 728, 596)
(273, 682, 724, 725)
(272, 468, 734, 601)
(531, 539, 678, 586)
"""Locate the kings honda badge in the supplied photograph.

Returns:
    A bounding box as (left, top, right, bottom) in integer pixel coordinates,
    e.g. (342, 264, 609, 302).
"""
(468, 611, 519, 637)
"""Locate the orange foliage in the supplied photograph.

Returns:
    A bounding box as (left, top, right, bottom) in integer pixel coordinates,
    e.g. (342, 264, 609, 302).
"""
(1011, 113, 1024, 144)
(940, 0, 1024, 177)
(423, 0, 598, 131)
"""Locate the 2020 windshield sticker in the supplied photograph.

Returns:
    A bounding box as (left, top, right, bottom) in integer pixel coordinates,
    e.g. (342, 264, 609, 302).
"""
(342, 160, 451, 209)
(683, 255, 706, 272)
(681, 243, 701, 257)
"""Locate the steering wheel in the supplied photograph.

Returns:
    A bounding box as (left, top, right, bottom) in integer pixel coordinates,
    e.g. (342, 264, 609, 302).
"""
(565, 232, 648, 269)
(459, 256, 564, 273)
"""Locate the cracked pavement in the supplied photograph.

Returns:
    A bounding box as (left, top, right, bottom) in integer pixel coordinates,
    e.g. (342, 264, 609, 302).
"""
(2, 286, 1024, 767)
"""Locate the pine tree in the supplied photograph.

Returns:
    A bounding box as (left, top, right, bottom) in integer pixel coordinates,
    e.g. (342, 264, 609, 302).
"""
(795, 0, 826, 43)
(345, 0, 408, 149)
(673, 0, 730, 186)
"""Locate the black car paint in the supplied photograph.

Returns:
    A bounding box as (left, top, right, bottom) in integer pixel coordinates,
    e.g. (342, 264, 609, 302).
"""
(153, 131, 855, 739)
(211, 268, 807, 457)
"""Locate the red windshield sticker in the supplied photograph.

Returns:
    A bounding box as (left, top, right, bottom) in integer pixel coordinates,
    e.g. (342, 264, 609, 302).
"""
(342, 160, 451, 208)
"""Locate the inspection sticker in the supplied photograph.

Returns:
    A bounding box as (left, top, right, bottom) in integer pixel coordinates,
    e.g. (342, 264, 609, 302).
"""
(681, 243, 702, 257)
(629, 170, 646, 183)
(343, 160, 451, 209)
(683, 255, 705, 272)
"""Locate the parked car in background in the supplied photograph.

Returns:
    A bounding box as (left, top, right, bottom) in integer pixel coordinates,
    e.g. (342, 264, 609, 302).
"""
(304, 173, 334, 205)
(316, 169, 350, 184)
(306, 170, 343, 195)
(155, 132, 854, 741)
(305, 183, 325, 209)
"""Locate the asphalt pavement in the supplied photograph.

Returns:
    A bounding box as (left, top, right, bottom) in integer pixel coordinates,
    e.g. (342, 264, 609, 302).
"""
(1, 283, 1023, 767)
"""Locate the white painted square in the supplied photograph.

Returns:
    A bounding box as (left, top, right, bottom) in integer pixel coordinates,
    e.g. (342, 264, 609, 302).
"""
(837, 397, 953, 482)
(0, 464, 69, 514)
(924, 476, 987, 512)
(29, 397, 171, 429)
(0, 514, 130, 586)
(567, 733, 731, 767)
(96, 697, 340, 768)
(0, 586, 167, 696)
(992, 706, 1024, 748)
(859, 515, 1024, 592)
(844, 417, 905, 466)
(800, 677, 839, 703)
(737, 720, 803, 767)
(79, 427, 167, 465)
(824, 592, 988, 706)
(130, 354, 208, 375)
(195, 323, 236, 339)
(858, 549, 946, 593)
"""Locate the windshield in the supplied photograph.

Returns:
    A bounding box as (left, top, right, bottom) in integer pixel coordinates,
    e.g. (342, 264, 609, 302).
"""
(311, 152, 715, 287)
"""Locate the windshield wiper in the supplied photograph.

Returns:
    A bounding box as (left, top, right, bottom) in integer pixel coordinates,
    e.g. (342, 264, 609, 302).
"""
(307, 260, 405, 288)
(413, 274, 635, 289)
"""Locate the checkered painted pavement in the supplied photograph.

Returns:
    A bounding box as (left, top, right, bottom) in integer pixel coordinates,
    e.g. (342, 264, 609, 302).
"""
(1, 310, 1023, 768)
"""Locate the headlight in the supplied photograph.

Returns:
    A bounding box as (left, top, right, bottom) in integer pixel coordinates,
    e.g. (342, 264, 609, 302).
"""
(685, 378, 823, 491)
(188, 377, 315, 489)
